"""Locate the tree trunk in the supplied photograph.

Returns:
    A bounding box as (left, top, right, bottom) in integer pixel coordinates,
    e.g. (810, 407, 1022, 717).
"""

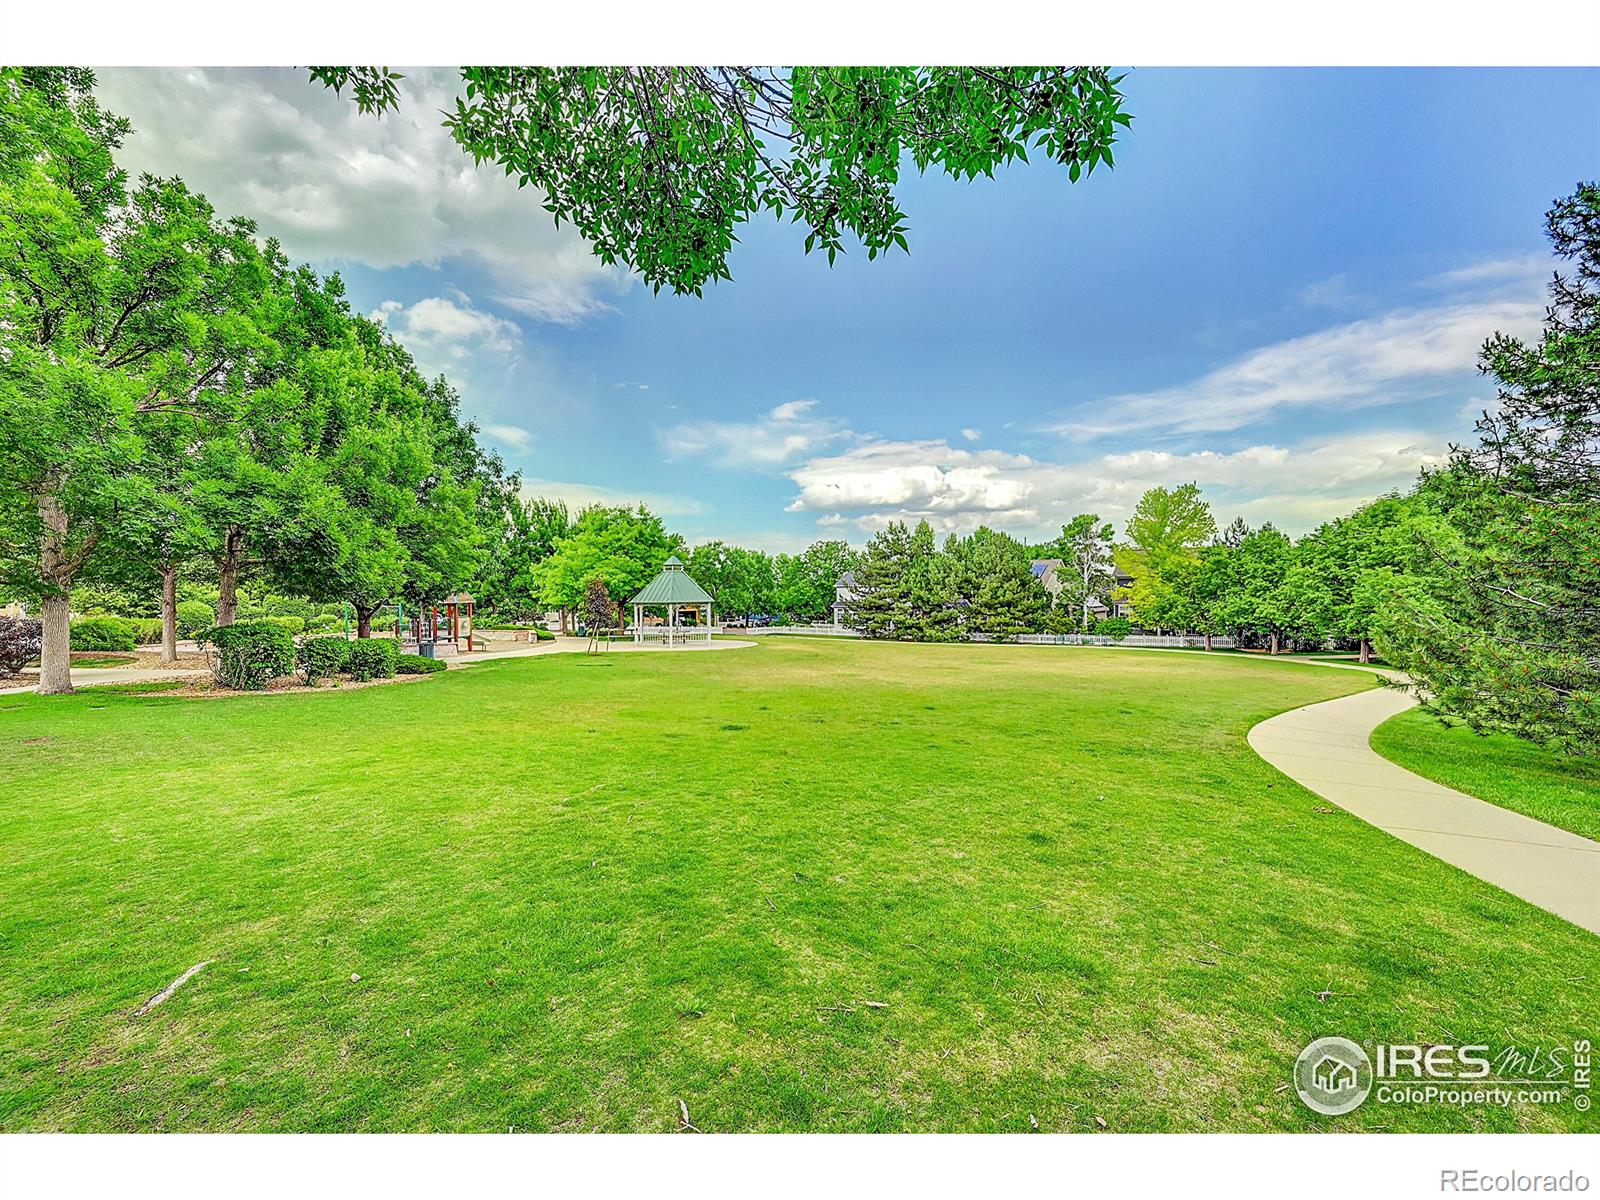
(1359, 637, 1371, 664)
(560, 606, 571, 635)
(215, 527, 246, 626)
(36, 487, 78, 695)
(1269, 630, 1280, 656)
(1204, 632, 1213, 651)
(159, 562, 179, 666)
(37, 590, 73, 694)
(356, 606, 375, 639)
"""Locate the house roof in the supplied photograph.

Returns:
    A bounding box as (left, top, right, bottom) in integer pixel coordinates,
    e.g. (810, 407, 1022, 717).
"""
(1029, 558, 1063, 577)
(629, 555, 714, 605)
(837, 571, 858, 590)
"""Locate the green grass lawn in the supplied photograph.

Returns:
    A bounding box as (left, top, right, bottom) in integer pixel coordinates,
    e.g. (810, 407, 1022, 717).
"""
(1, 640, 1595, 1133)
(1371, 708, 1600, 841)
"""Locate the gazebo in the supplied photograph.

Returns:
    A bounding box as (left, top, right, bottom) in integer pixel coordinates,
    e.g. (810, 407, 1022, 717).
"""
(628, 556, 715, 646)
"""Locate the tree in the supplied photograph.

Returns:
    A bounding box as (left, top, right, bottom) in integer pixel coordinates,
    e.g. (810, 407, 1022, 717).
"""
(311, 67, 1131, 296)
(1379, 183, 1600, 749)
(949, 526, 1049, 641)
(1049, 513, 1115, 631)
(1224, 525, 1297, 654)
(0, 70, 271, 692)
(774, 539, 858, 620)
(848, 521, 919, 639)
(581, 576, 616, 636)
(538, 505, 677, 623)
(478, 496, 570, 619)
(1295, 496, 1415, 662)
(1116, 483, 1218, 629)
(1162, 543, 1235, 650)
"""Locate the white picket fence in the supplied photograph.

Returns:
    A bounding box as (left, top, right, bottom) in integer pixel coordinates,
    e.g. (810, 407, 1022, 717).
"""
(742, 625, 1229, 648)
(627, 625, 715, 645)
(1014, 633, 1236, 649)
(739, 624, 861, 637)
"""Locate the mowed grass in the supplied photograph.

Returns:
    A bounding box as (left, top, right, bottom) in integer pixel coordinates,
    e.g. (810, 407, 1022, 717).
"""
(1371, 708, 1600, 842)
(1, 640, 1595, 1133)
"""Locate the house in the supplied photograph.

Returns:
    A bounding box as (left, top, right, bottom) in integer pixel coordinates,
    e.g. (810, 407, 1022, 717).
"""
(831, 571, 859, 629)
(1030, 558, 1137, 621)
(1028, 559, 1064, 602)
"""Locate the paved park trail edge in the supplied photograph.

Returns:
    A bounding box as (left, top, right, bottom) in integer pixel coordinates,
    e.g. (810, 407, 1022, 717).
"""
(1249, 671, 1600, 935)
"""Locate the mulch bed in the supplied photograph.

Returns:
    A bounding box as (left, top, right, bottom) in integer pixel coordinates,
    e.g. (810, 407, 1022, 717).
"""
(152, 672, 436, 700)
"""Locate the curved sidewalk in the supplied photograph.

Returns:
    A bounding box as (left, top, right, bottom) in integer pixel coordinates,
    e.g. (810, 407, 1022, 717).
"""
(1249, 680, 1600, 935)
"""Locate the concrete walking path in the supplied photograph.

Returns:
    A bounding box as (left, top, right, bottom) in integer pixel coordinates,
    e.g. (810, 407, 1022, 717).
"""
(1249, 676, 1600, 935)
(1, 666, 209, 695)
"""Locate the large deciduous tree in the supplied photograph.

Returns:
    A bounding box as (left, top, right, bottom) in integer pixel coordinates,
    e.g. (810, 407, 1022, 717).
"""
(1115, 483, 1217, 629)
(538, 506, 678, 623)
(310, 66, 1131, 296)
(0, 69, 272, 691)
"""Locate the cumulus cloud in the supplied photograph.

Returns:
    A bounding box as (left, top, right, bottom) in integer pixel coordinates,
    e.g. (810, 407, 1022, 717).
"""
(371, 296, 518, 358)
(661, 399, 853, 468)
(786, 430, 1449, 539)
(961, 427, 982, 442)
(94, 67, 626, 325)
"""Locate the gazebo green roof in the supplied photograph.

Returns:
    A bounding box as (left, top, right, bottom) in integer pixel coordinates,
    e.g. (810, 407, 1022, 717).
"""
(629, 555, 714, 605)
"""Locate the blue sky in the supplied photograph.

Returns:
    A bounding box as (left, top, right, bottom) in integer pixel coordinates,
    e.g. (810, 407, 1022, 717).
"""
(98, 67, 1599, 551)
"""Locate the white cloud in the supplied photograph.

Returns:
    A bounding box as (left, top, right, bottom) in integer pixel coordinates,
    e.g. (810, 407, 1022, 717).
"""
(1047, 297, 1544, 438)
(371, 296, 517, 358)
(93, 67, 627, 325)
(517, 478, 705, 518)
(661, 399, 852, 468)
(961, 427, 982, 442)
(483, 424, 533, 451)
(1423, 254, 1552, 290)
(785, 430, 1450, 539)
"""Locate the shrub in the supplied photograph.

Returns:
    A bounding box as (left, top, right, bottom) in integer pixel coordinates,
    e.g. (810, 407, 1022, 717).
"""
(396, 653, 446, 675)
(0, 616, 43, 677)
(71, 616, 137, 652)
(346, 637, 399, 681)
(1092, 616, 1133, 641)
(532, 626, 556, 641)
(305, 613, 340, 633)
(176, 600, 215, 638)
(297, 635, 351, 683)
(128, 617, 164, 645)
(263, 594, 316, 619)
(261, 615, 305, 636)
(205, 621, 295, 690)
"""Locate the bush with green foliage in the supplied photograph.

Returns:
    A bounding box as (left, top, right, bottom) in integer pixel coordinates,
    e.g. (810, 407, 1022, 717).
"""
(297, 636, 351, 683)
(176, 600, 215, 638)
(0, 616, 43, 677)
(70, 616, 137, 652)
(261, 615, 305, 636)
(346, 637, 399, 681)
(205, 622, 295, 690)
(1093, 617, 1132, 640)
(305, 613, 340, 633)
(532, 626, 555, 641)
(127, 618, 163, 645)
(396, 653, 447, 675)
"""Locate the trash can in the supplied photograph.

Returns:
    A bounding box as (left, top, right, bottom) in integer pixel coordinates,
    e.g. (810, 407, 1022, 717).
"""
(418, 641, 436, 659)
